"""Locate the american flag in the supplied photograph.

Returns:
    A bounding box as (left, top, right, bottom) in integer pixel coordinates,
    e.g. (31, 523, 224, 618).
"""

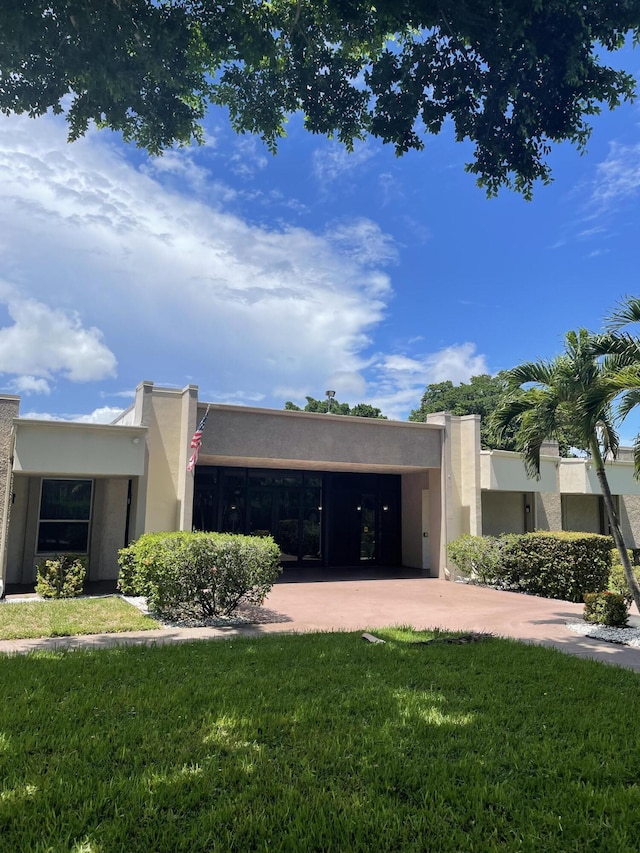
(186, 407, 209, 472)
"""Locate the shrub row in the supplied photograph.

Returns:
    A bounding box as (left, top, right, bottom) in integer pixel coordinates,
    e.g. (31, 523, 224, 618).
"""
(447, 532, 612, 603)
(118, 531, 282, 619)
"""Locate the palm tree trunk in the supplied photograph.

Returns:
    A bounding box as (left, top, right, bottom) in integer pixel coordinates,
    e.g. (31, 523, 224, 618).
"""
(591, 440, 640, 613)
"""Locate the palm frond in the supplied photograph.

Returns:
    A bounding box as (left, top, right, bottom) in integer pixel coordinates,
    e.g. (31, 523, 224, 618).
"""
(618, 389, 640, 422)
(593, 332, 640, 368)
(516, 392, 562, 478)
(595, 412, 619, 460)
(505, 361, 555, 388)
(634, 434, 640, 481)
(605, 295, 640, 331)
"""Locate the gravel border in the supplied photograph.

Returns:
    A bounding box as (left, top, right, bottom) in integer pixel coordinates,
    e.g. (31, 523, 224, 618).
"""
(566, 621, 640, 648)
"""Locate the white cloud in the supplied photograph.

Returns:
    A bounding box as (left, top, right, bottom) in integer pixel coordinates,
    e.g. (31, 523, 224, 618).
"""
(0, 114, 488, 423)
(313, 141, 377, 183)
(73, 406, 125, 424)
(0, 115, 394, 406)
(229, 137, 269, 177)
(0, 286, 116, 382)
(327, 219, 398, 268)
(7, 376, 51, 395)
(20, 406, 124, 424)
(591, 142, 640, 209)
(367, 343, 489, 420)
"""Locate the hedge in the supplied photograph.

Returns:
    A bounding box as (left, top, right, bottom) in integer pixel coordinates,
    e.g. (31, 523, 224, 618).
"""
(447, 531, 612, 602)
(118, 531, 282, 619)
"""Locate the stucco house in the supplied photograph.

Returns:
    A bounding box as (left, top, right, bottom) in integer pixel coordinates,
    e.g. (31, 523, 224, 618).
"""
(2, 379, 640, 593)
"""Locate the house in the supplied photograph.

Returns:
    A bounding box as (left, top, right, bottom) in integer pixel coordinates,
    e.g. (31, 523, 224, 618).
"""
(1, 380, 640, 593)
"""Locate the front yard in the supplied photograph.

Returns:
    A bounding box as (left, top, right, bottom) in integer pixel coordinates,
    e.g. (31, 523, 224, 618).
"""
(1, 629, 639, 851)
(0, 596, 159, 640)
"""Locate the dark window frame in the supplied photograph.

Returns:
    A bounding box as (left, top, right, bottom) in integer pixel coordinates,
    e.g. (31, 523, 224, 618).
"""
(36, 478, 93, 554)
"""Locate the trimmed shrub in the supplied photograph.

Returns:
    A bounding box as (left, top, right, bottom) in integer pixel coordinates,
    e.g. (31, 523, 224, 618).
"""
(500, 532, 611, 603)
(608, 548, 640, 607)
(117, 531, 282, 619)
(584, 591, 629, 627)
(35, 555, 87, 599)
(447, 535, 504, 584)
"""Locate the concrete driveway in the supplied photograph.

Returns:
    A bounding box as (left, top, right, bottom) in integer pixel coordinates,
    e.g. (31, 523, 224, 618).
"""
(1, 576, 639, 671)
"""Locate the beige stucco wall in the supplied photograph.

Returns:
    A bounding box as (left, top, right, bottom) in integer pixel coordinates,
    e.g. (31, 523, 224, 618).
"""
(198, 406, 443, 472)
(90, 478, 130, 580)
(558, 459, 640, 496)
(0, 396, 20, 588)
(401, 471, 440, 574)
(562, 494, 601, 534)
(481, 450, 559, 493)
(535, 492, 562, 531)
(14, 421, 146, 477)
(5, 474, 29, 584)
(482, 491, 526, 536)
(6, 475, 130, 584)
(131, 382, 198, 537)
(620, 495, 640, 549)
(426, 413, 481, 545)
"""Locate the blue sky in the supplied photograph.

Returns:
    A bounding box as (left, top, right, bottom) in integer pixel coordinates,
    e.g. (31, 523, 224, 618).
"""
(1, 42, 640, 438)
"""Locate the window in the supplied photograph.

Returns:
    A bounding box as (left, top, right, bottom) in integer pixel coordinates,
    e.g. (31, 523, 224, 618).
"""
(37, 479, 92, 553)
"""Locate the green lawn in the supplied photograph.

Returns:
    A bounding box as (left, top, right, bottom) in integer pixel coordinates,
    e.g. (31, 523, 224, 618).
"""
(1, 629, 640, 851)
(0, 596, 159, 640)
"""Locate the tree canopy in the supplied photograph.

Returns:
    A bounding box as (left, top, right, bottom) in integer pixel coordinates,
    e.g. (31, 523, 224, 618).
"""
(3, 1, 640, 196)
(409, 373, 584, 452)
(285, 397, 386, 418)
(409, 374, 521, 449)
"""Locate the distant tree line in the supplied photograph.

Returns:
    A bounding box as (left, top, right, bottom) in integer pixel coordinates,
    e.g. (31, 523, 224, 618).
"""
(284, 397, 386, 419)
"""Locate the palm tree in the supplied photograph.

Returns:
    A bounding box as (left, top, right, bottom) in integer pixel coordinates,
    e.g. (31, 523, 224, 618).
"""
(490, 328, 640, 613)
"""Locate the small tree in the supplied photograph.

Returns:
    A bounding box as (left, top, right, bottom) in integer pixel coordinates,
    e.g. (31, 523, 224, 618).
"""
(490, 329, 640, 614)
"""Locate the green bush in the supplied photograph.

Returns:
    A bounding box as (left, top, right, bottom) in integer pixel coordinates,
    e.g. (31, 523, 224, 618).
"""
(584, 592, 629, 627)
(448, 532, 612, 602)
(117, 531, 282, 619)
(447, 535, 504, 584)
(35, 555, 87, 599)
(608, 548, 640, 607)
(500, 532, 611, 602)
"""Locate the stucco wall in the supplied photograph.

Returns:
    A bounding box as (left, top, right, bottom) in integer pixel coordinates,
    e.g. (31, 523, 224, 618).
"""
(481, 451, 558, 493)
(535, 493, 562, 531)
(620, 495, 640, 548)
(5, 474, 29, 584)
(91, 478, 129, 580)
(134, 383, 197, 536)
(482, 491, 526, 536)
(562, 494, 601, 534)
(401, 471, 439, 573)
(14, 421, 146, 476)
(0, 397, 20, 588)
(199, 406, 443, 471)
(7, 476, 129, 584)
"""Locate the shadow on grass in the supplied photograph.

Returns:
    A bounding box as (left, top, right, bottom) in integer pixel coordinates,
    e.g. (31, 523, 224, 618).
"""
(2, 632, 640, 851)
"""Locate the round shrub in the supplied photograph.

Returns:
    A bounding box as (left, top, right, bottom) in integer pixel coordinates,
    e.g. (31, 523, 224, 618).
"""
(118, 531, 282, 619)
(584, 591, 629, 627)
(35, 555, 87, 599)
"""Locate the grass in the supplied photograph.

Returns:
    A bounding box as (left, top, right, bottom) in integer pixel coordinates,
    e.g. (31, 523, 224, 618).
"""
(1, 629, 640, 851)
(0, 596, 159, 640)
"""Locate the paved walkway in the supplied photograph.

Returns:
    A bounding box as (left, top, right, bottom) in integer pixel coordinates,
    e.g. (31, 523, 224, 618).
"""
(2, 577, 640, 671)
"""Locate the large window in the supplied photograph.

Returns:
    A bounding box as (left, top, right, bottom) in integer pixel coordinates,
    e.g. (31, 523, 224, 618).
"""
(37, 479, 93, 553)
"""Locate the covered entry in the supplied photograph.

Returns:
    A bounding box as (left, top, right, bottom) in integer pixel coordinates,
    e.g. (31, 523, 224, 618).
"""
(193, 466, 401, 568)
